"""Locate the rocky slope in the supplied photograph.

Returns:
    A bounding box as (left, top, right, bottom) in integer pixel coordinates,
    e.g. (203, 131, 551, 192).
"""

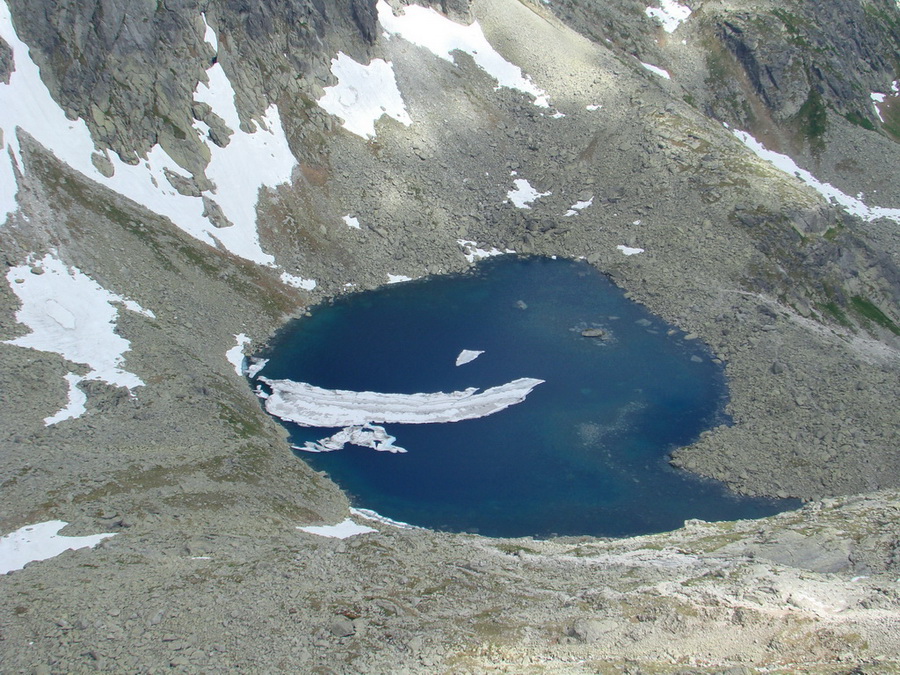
(1, 0, 899, 672)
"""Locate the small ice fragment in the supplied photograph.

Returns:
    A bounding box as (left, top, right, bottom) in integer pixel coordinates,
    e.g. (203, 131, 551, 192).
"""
(586, 104, 602, 111)
(343, 215, 361, 229)
(455, 349, 484, 366)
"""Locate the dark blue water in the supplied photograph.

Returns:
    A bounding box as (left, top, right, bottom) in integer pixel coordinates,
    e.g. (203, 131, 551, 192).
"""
(257, 257, 796, 538)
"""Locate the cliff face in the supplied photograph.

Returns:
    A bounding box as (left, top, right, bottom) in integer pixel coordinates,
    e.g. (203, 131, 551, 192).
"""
(1, 0, 900, 672)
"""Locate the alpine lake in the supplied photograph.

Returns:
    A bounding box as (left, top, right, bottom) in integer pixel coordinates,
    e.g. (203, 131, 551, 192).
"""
(254, 256, 796, 538)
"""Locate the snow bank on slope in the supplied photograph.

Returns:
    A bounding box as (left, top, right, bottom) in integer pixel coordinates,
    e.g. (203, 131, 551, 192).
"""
(732, 128, 900, 224)
(226, 333, 251, 376)
(641, 62, 671, 79)
(43, 372, 88, 426)
(259, 376, 544, 427)
(0, 520, 116, 574)
(0, 4, 295, 265)
(5, 253, 150, 391)
(377, 0, 550, 107)
(457, 239, 514, 263)
(297, 519, 377, 539)
(645, 0, 691, 33)
(317, 52, 411, 139)
(507, 178, 550, 208)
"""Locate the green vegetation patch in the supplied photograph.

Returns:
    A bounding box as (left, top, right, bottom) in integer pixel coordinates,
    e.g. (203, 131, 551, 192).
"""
(794, 86, 827, 148)
(844, 110, 877, 131)
(850, 295, 900, 335)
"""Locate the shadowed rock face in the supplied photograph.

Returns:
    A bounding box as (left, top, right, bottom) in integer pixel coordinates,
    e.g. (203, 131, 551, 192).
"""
(0, 34, 12, 83)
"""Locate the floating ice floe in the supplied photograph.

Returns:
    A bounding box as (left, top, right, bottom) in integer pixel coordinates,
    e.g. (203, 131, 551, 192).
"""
(5, 253, 150, 408)
(732, 128, 900, 225)
(226, 333, 251, 376)
(617, 245, 645, 256)
(377, 0, 550, 108)
(246, 358, 268, 378)
(564, 197, 593, 217)
(258, 376, 544, 427)
(343, 214, 361, 229)
(645, 0, 692, 33)
(457, 239, 515, 264)
(317, 52, 411, 139)
(0, 520, 116, 574)
(297, 519, 377, 539)
(299, 423, 407, 454)
(641, 62, 671, 80)
(507, 178, 551, 209)
(455, 349, 484, 366)
(281, 272, 317, 291)
(0, 5, 295, 265)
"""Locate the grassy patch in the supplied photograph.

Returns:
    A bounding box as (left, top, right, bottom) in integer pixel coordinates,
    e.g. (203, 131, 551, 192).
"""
(844, 111, 876, 131)
(793, 86, 827, 148)
(850, 295, 900, 335)
(817, 301, 852, 328)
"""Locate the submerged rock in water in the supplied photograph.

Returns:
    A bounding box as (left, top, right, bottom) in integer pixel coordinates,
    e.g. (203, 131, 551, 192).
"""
(581, 328, 606, 338)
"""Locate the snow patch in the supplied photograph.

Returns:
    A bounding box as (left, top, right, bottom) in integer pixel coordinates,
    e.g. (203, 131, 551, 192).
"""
(586, 104, 602, 111)
(0, 520, 116, 574)
(5, 253, 149, 391)
(563, 197, 593, 217)
(377, 1, 550, 107)
(0, 5, 293, 265)
(507, 178, 551, 208)
(732, 128, 900, 224)
(455, 349, 484, 366)
(641, 62, 671, 79)
(343, 214, 361, 229)
(457, 239, 514, 263)
(617, 245, 645, 256)
(226, 333, 251, 376)
(281, 272, 317, 291)
(387, 274, 413, 284)
(259, 376, 544, 428)
(317, 52, 411, 139)
(44, 373, 88, 425)
(645, 0, 692, 33)
(297, 519, 377, 539)
(871, 92, 887, 123)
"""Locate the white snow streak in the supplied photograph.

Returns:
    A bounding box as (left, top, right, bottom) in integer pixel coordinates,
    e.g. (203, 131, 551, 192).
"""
(641, 62, 671, 80)
(732, 128, 900, 224)
(43, 373, 88, 426)
(645, 0, 692, 33)
(0, 520, 116, 574)
(226, 333, 251, 376)
(5, 253, 149, 392)
(507, 178, 550, 208)
(259, 376, 544, 428)
(317, 52, 411, 139)
(377, 0, 550, 107)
